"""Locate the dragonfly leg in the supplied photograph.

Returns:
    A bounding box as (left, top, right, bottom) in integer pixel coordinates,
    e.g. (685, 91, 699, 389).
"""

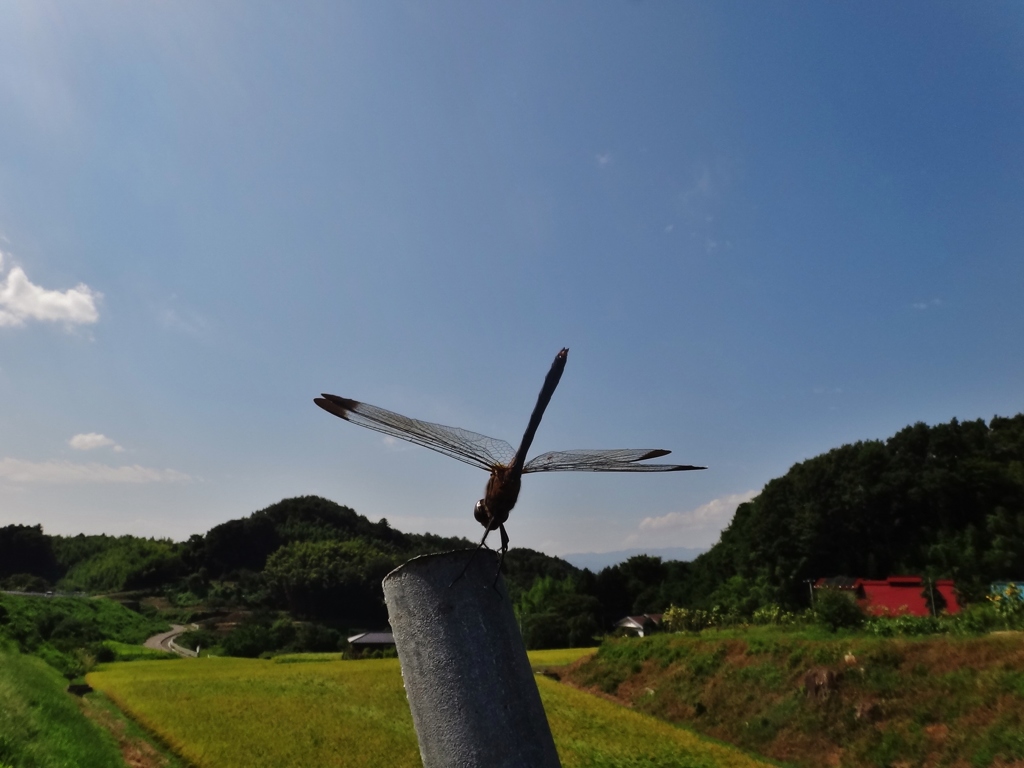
(490, 524, 510, 588)
(449, 524, 495, 587)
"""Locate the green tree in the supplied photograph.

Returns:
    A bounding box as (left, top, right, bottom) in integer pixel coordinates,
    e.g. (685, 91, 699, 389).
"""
(813, 589, 865, 631)
(0, 525, 58, 582)
(263, 538, 396, 622)
(515, 575, 602, 649)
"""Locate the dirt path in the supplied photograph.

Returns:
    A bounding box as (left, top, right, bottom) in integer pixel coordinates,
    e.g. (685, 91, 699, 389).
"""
(80, 696, 172, 768)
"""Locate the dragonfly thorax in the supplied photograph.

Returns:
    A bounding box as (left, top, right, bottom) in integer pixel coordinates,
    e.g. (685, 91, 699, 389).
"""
(473, 465, 522, 531)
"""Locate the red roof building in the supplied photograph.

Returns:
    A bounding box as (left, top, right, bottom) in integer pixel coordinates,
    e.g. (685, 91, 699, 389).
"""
(814, 575, 961, 617)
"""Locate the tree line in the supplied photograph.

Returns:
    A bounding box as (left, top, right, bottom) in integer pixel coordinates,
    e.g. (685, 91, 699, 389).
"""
(3, 413, 1023, 649)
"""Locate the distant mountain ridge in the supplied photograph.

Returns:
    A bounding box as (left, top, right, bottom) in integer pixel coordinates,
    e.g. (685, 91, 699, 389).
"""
(562, 546, 709, 572)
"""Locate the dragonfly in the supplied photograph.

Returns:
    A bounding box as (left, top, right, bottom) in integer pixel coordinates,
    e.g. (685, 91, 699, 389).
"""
(315, 348, 704, 564)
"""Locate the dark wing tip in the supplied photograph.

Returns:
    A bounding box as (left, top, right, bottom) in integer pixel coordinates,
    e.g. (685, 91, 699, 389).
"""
(314, 394, 358, 420)
(319, 393, 357, 406)
(639, 449, 672, 461)
(637, 450, 705, 470)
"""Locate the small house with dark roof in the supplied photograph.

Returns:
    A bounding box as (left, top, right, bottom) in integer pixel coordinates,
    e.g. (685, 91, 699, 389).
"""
(347, 631, 396, 655)
(614, 614, 663, 637)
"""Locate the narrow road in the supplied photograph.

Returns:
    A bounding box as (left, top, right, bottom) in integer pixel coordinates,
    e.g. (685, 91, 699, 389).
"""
(144, 624, 196, 656)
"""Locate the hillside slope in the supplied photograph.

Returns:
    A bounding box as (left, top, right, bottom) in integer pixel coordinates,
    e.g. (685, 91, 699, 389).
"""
(564, 631, 1024, 768)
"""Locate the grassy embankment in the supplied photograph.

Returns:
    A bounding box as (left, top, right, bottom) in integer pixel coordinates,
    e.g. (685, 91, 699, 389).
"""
(563, 629, 1024, 768)
(0, 646, 125, 768)
(89, 648, 778, 768)
(0, 643, 190, 768)
(0, 593, 169, 679)
(0, 593, 182, 767)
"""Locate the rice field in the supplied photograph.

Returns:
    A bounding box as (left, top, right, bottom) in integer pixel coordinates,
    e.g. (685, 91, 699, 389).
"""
(88, 649, 776, 768)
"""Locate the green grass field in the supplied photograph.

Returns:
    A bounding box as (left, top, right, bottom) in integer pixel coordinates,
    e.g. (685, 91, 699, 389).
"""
(0, 647, 125, 768)
(102, 639, 178, 662)
(89, 649, 776, 768)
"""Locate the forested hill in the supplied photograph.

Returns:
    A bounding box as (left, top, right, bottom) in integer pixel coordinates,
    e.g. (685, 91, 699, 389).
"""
(189, 495, 469, 578)
(1, 495, 585, 644)
(0, 496, 577, 603)
(679, 414, 1024, 608)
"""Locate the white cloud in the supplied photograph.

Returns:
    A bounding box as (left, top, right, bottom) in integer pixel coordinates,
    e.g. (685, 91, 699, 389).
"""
(68, 433, 124, 452)
(629, 490, 758, 546)
(0, 458, 189, 485)
(911, 298, 942, 311)
(158, 305, 209, 337)
(0, 251, 100, 328)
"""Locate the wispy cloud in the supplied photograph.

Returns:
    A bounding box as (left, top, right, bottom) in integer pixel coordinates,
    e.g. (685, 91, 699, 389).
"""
(668, 159, 738, 254)
(0, 458, 189, 485)
(628, 490, 758, 546)
(679, 160, 736, 208)
(911, 298, 942, 311)
(595, 152, 613, 168)
(157, 294, 211, 339)
(68, 433, 124, 453)
(0, 251, 100, 328)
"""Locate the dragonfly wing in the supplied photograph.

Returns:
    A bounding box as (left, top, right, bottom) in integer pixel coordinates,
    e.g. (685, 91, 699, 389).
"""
(523, 448, 705, 473)
(315, 394, 515, 471)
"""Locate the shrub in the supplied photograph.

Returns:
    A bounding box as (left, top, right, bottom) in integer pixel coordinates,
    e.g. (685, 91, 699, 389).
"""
(89, 642, 117, 663)
(987, 583, 1024, 630)
(663, 605, 723, 633)
(865, 614, 944, 637)
(34, 645, 85, 680)
(293, 623, 342, 653)
(951, 603, 1002, 635)
(0, 573, 52, 592)
(812, 589, 864, 631)
(751, 604, 796, 626)
(177, 628, 220, 652)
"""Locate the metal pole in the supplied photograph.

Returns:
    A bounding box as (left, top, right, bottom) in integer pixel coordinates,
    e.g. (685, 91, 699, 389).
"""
(383, 550, 562, 768)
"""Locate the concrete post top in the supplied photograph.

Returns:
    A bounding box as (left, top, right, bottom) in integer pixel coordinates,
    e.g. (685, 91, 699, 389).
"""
(384, 549, 503, 591)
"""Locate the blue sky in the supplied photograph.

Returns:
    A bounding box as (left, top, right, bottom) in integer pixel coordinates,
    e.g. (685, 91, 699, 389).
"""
(0, 2, 1021, 557)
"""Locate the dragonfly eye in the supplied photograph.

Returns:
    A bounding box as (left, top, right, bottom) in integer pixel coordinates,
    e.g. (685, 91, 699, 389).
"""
(473, 499, 488, 526)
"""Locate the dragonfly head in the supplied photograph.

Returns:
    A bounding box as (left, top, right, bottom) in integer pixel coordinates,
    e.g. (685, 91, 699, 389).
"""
(473, 498, 489, 527)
